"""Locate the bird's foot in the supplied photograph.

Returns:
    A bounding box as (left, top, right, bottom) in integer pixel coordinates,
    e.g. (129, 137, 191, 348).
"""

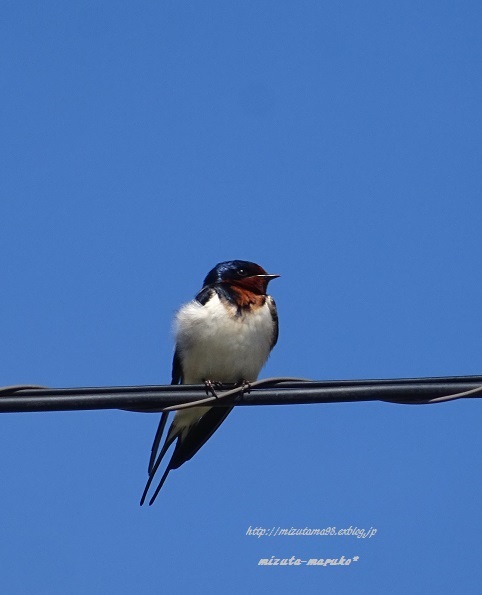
(235, 379, 252, 396)
(204, 380, 224, 398)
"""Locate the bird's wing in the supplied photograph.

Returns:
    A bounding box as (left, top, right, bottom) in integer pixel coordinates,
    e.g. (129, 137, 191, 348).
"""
(143, 405, 233, 505)
(171, 348, 183, 385)
(168, 406, 233, 470)
(267, 296, 279, 349)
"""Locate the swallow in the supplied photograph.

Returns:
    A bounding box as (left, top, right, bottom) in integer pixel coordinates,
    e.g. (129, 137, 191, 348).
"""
(140, 260, 279, 505)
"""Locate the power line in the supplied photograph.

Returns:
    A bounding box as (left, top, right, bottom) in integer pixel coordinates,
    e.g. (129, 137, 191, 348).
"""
(0, 375, 481, 414)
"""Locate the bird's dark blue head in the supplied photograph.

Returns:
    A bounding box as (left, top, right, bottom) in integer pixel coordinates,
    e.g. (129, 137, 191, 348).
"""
(203, 260, 279, 295)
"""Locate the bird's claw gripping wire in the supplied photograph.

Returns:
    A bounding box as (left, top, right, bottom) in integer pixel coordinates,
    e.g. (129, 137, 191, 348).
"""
(203, 380, 224, 398)
(235, 379, 252, 396)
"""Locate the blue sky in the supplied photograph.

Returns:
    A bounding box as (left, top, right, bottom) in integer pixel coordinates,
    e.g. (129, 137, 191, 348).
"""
(1, 1, 481, 593)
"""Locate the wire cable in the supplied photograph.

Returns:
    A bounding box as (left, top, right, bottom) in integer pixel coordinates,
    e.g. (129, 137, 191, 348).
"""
(0, 376, 481, 413)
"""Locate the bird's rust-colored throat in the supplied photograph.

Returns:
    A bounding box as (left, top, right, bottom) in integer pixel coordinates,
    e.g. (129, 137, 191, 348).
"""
(228, 274, 279, 296)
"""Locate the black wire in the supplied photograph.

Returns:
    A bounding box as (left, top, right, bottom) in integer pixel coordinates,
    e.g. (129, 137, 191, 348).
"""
(0, 376, 480, 413)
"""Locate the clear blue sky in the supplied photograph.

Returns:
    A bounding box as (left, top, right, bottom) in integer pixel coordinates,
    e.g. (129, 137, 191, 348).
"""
(1, 2, 481, 593)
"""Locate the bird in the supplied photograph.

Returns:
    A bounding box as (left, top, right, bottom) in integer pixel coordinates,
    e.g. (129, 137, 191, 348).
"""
(140, 260, 279, 505)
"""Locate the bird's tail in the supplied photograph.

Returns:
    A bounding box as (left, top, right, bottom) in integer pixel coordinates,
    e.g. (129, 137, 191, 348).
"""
(148, 412, 169, 475)
(140, 413, 177, 506)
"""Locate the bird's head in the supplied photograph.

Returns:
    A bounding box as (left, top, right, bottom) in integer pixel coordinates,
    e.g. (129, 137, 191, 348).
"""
(203, 260, 279, 295)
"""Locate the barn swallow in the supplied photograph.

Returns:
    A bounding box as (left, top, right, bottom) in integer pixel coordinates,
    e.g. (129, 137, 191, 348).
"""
(140, 260, 279, 505)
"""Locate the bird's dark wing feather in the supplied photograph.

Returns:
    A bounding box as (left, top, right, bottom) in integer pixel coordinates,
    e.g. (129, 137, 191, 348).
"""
(146, 406, 233, 505)
(171, 348, 183, 385)
(169, 406, 233, 469)
(267, 296, 279, 349)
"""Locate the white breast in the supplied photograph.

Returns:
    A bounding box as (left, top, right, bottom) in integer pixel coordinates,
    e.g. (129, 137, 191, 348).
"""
(174, 293, 275, 384)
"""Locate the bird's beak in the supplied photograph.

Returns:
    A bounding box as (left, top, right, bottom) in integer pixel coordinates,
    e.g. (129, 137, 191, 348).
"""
(255, 274, 280, 280)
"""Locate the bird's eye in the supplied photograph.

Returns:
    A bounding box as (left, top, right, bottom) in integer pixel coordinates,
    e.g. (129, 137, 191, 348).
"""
(237, 268, 248, 277)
